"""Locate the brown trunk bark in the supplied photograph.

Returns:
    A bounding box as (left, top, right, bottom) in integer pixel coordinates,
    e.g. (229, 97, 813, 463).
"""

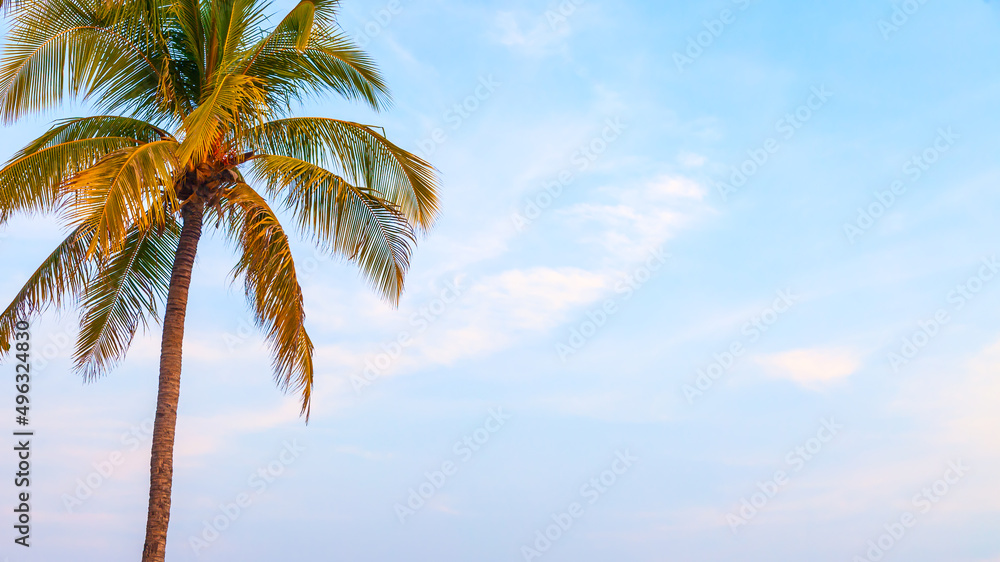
(141, 197, 205, 562)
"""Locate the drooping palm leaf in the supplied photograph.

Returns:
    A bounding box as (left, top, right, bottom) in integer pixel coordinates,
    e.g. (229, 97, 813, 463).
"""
(250, 153, 415, 303)
(16, 115, 174, 155)
(0, 137, 143, 223)
(224, 182, 314, 418)
(75, 220, 180, 379)
(0, 226, 92, 353)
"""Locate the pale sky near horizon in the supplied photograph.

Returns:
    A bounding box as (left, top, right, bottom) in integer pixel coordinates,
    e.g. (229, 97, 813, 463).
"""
(2, 1, 1000, 561)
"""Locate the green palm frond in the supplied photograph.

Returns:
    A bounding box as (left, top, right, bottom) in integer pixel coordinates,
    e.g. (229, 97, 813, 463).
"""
(0, 0, 164, 123)
(82, 0, 186, 121)
(206, 0, 269, 77)
(0, 226, 92, 355)
(241, 3, 389, 111)
(169, 0, 206, 102)
(16, 115, 174, 156)
(75, 220, 180, 380)
(0, 113, 167, 221)
(249, 153, 415, 304)
(224, 182, 314, 418)
(0, 136, 144, 223)
(240, 0, 317, 66)
(245, 117, 438, 228)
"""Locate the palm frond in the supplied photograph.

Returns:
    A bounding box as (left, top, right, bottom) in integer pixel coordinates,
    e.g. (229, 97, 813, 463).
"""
(169, 0, 206, 102)
(1, 0, 31, 15)
(65, 139, 180, 257)
(206, 0, 269, 77)
(75, 220, 180, 379)
(0, 136, 143, 224)
(242, 22, 390, 111)
(249, 153, 415, 304)
(16, 115, 173, 156)
(223, 182, 314, 418)
(0, 226, 92, 355)
(0, 1, 164, 123)
(179, 73, 266, 166)
(245, 117, 438, 228)
(241, 0, 341, 66)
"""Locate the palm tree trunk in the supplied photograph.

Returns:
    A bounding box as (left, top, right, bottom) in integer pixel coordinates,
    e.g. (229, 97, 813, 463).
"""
(142, 197, 206, 562)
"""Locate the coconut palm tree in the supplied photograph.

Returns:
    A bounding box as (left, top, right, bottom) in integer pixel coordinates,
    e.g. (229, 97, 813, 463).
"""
(0, 1, 439, 559)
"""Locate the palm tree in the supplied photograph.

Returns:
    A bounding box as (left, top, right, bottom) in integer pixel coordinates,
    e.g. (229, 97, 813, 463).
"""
(0, 1, 439, 560)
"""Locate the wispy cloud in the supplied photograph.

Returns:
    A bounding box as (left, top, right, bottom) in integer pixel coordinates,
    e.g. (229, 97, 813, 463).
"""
(559, 173, 712, 262)
(493, 10, 574, 57)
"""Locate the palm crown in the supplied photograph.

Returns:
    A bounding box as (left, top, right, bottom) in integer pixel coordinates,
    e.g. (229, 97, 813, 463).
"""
(0, 0, 439, 418)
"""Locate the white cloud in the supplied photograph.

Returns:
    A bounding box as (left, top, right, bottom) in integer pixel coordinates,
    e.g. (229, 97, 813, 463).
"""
(558, 173, 711, 262)
(367, 266, 609, 374)
(303, 265, 614, 408)
(474, 267, 609, 329)
(754, 347, 860, 388)
(647, 174, 706, 200)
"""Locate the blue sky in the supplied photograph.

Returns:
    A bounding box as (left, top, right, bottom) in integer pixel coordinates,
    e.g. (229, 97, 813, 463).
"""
(2, 0, 1000, 560)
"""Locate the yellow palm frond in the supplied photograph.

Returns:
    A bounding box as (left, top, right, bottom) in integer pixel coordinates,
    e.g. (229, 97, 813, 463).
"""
(179, 73, 266, 166)
(65, 139, 180, 257)
(0, 137, 141, 223)
(1, 115, 171, 224)
(224, 182, 314, 418)
(240, 2, 389, 110)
